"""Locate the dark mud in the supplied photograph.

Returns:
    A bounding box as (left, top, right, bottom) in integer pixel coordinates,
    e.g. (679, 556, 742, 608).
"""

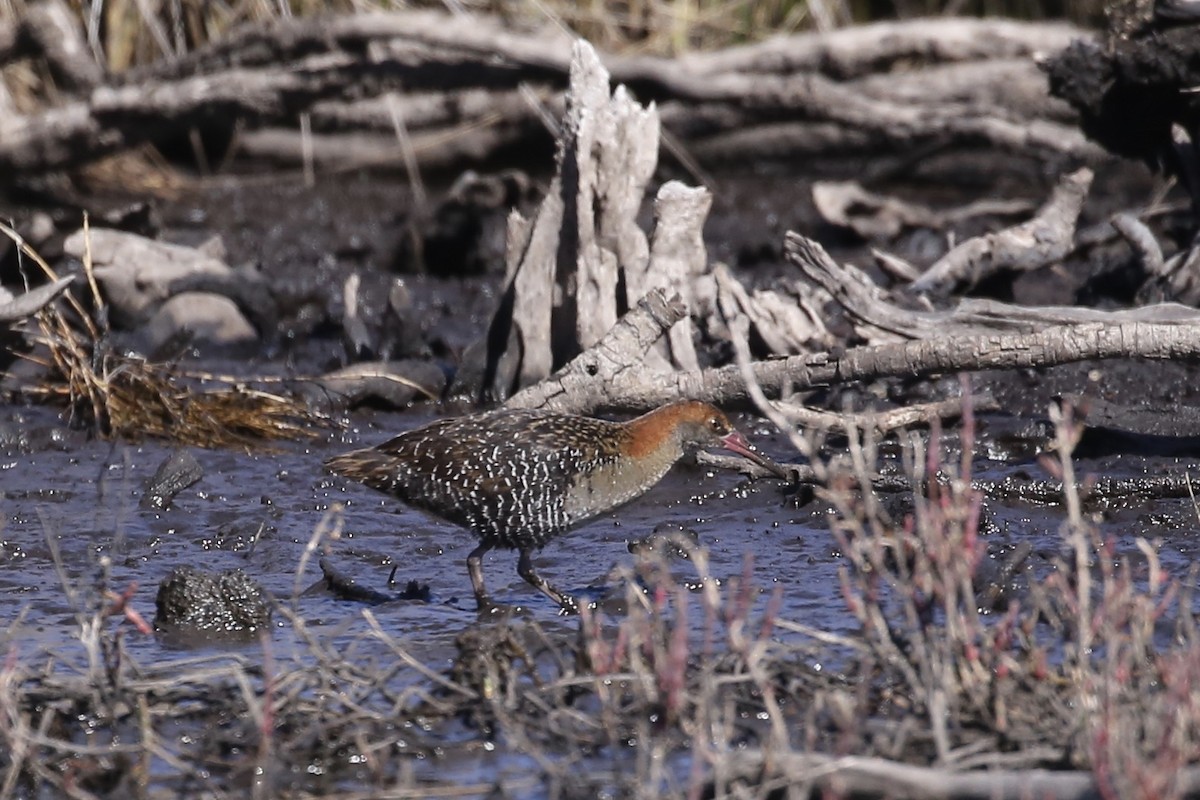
(4, 156, 1200, 794)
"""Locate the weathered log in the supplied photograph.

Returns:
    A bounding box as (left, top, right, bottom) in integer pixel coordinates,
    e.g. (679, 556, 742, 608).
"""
(0, 10, 1103, 178)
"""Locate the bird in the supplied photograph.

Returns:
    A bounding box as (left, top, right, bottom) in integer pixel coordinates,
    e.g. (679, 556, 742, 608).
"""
(325, 400, 785, 613)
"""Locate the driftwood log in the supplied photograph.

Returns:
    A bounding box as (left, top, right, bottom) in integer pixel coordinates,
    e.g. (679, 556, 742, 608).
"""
(909, 167, 1093, 295)
(0, 5, 1102, 179)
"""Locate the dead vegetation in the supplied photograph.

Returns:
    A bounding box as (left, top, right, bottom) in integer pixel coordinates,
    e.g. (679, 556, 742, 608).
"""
(1, 221, 326, 448)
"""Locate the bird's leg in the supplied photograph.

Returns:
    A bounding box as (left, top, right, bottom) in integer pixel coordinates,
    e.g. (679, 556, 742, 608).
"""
(517, 548, 578, 614)
(467, 542, 496, 611)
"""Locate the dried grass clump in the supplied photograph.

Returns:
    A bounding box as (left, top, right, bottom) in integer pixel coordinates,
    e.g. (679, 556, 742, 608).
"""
(2, 221, 326, 448)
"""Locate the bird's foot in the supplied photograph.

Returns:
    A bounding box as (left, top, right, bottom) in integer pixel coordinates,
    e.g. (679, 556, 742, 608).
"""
(557, 594, 580, 615)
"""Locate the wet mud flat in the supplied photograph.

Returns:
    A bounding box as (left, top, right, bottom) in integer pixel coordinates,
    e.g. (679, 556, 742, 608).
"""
(5, 155, 1200, 796)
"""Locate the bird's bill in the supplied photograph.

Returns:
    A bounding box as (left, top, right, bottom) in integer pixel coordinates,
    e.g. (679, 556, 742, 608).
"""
(719, 431, 792, 480)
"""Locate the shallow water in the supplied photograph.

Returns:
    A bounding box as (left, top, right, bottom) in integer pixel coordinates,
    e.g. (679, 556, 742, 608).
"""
(5, 399, 1197, 665)
(6, 394, 1200, 796)
(0, 405, 833, 663)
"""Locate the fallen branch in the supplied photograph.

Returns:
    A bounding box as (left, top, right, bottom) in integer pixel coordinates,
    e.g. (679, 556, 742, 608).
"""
(910, 167, 1093, 294)
(775, 394, 1000, 435)
(0, 276, 74, 324)
(786, 231, 1200, 344)
(813, 179, 1035, 239)
(597, 318, 1200, 411)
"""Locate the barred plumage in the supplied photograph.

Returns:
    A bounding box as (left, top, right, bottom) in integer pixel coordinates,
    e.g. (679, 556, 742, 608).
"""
(326, 401, 777, 612)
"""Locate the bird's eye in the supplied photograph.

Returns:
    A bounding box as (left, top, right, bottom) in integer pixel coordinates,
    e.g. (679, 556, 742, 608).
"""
(709, 417, 726, 434)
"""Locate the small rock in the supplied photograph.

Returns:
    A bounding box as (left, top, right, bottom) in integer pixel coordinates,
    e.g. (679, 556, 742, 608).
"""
(628, 522, 700, 559)
(142, 293, 256, 350)
(63, 228, 233, 327)
(154, 567, 272, 635)
(140, 450, 203, 511)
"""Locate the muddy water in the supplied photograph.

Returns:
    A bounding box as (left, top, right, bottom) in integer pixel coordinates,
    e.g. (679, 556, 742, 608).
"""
(6, 389, 1200, 796)
(0, 404, 836, 667)
(6, 395, 1198, 672)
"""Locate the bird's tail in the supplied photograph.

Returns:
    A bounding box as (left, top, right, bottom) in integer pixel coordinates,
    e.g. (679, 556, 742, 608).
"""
(325, 450, 378, 482)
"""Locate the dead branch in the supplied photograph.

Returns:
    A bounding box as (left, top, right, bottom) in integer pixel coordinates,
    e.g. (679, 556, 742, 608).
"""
(667, 18, 1083, 80)
(786, 232, 1200, 344)
(978, 472, 1200, 505)
(713, 263, 832, 354)
(301, 360, 446, 411)
(119, 10, 575, 86)
(775, 394, 1000, 435)
(1137, 234, 1200, 306)
(910, 167, 1093, 294)
(813, 179, 1035, 239)
(1111, 212, 1166, 277)
(504, 289, 687, 413)
(0, 276, 74, 324)
(235, 97, 547, 172)
(634, 69, 1098, 164)
(0, 11, 1103, 178)
(594, 318, 1200, 411)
